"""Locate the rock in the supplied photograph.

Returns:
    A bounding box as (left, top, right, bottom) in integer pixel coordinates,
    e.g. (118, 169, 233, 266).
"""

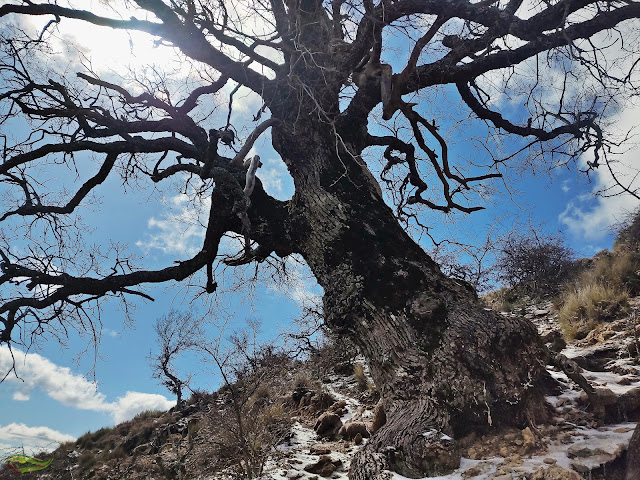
(567, 444, 594, 458)
(370, 401, 386, 433)
(535, 309, 550, 316)
(353, 433, 363, 445)
(544, 458, 557, 464)
(614, 426, 635, 433)
(314, 413, 342, 439)
(416, 430, 461, 473)
(328, 399, 347, 413)
(595, 387, 618, 406)
(339, 421, 370, 440)
(303, 455, 342, 477)
(541, 330, 567, 353)
(462, 462, 492, 478)
(310, 445, 331, 455)
(571, 462, 591, 474)
(626, 423, 640, 480)
(620, 386, 640, 413)
(530, 465, 582, 479)
(522, 426, 536, 451)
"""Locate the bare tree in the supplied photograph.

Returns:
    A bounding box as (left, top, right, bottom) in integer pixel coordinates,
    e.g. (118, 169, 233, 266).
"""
(1, 0, 640, 476)
(496, 230, 576, 296)
(150, 309, 203, 407)
(200, 321, 291, 478)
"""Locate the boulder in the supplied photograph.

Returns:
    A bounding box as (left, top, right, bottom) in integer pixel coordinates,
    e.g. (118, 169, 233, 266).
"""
(314, 412, 342, 439)
(339, 421, 370, 440)
(530, 465, 582, 480)
(370, 401, 386, 433)
(626, 423, 640, 480)
(327, 399, 347, 415)
(303, 455, 342, 477)
(540, 330, 566, 353)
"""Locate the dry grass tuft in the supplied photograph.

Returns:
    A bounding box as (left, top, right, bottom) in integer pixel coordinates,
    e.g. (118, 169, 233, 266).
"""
(354, 364, 370, 391)
(558, 283, 629, 339)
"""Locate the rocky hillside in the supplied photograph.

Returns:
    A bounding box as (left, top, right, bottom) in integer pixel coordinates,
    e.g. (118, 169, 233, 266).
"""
(3, 297, 640, 480)
(4, 217, 640, 479)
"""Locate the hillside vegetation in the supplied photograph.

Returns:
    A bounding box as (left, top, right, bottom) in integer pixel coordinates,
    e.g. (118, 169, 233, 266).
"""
(4, 213, 640, 479)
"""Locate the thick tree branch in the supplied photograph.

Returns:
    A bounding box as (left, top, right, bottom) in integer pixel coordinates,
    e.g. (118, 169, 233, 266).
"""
(0, 2, 271, 95)
(0, 153, 118, 220)
(0, 138, 199, 176)
(456, 82, 595, 140)
(230, 119, 281, 167)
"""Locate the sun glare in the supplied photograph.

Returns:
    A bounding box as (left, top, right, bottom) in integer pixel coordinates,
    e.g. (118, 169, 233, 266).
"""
(23, 1, 186, 77)
(67, 20, 182, 75)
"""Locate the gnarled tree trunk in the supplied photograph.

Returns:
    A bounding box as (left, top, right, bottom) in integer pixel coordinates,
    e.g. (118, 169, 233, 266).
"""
(2, 1, 638, 478)
(272, 117, 549, 478)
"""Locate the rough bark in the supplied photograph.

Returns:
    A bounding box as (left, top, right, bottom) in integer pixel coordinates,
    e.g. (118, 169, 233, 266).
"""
(271, 117, 549, 478)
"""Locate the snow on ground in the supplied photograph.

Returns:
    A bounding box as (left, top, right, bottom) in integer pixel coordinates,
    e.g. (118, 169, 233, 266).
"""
(262, 306, 640, 479)
(262, 372, 370, 480)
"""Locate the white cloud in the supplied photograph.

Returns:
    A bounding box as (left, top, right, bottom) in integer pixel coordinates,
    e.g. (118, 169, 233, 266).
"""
(12, 391, 30, 401)
(0, 423, 74, 445)
(559, 190, 638, 241)
(0, 347, 174, 424)
(0, 347, 111, 413)
(259, 167, 284, 196)
(0, 423, 74, 455)
(136, 193, 210, 256)
(103, 328, 119, 338)
(111, 392, 175, 424)
(559, 101, 640, 240)
(258, 158, 294, 199)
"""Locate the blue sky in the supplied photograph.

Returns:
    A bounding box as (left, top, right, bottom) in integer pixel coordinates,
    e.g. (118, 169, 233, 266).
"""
(0, 0, 639, 458)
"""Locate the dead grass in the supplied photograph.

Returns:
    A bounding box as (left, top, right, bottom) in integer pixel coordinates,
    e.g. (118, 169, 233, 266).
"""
(585, 250, 640, 295)
(558, 283, 629, 339)
(354, 364, 370, 391)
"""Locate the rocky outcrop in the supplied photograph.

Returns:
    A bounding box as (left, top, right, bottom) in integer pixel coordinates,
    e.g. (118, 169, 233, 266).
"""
(530, 465, 582, 480)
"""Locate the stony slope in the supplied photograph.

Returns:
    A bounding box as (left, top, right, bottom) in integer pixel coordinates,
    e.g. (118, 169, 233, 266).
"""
(3, 299, 640, 480)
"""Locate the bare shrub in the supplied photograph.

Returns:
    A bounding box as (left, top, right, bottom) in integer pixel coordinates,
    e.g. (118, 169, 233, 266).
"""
(614, 209, 640, 251)
(483, 287, 526, 313)
(198, 324, 295, 478)
(309, 334, 359, 377)
(150, 310, 204, 407)
(495, 232, 575, 297)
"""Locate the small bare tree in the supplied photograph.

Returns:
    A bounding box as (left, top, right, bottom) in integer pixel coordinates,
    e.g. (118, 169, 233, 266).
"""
(150, 310, 204, 408)
(496, 231, 576, 296)
(190, 321, 291, 479)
